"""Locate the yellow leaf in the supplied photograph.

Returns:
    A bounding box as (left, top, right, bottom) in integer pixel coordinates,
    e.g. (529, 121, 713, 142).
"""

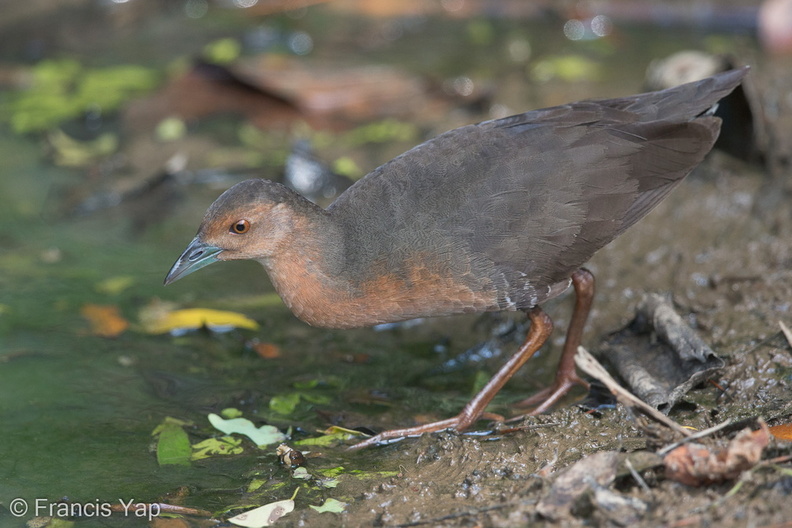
(142, 307, 259, 335)
(80, 304, 129, 338)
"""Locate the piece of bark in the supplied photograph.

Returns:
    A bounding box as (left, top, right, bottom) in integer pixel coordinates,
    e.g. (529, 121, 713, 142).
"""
(597, 294, 723, 413)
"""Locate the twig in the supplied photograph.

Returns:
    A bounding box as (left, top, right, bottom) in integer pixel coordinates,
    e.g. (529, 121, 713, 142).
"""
(780, 321, 792, 348)
(625, 457, 652, 495)
(657, 419, 733, 456)
(574, 346, 692, 438)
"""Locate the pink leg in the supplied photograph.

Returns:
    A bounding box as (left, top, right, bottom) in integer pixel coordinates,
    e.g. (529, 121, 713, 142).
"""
(515, 268, 594, 414)
(350, 307, 554, 449)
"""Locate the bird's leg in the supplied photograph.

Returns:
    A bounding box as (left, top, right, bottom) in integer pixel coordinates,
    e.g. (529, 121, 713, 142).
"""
(349, 307, 554, 449)
(514, 267, 594, 413)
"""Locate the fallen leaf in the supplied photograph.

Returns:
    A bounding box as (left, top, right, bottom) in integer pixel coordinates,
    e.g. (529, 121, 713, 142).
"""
(292, 467, 312, 480)
(151, 416, 193, 435)
(769, 423, 792, 441)
(208, 413, 286, 446)
(221, 407, 244, 419)
(154, 421, 192, 467)
(80, 303, 129, 338)
(319, 478, 339, 488)
(294, 432, 353, 447)
(664, 422, 770, 486)
(294, 425, 367, 447)
(227, 499, 295, 528)
(252, 341, 281, 359)
(269, 392, 301, 415)
(191, 436, 244, 460)
(142, 307, 259, 335)
(309, 498, 347, 513)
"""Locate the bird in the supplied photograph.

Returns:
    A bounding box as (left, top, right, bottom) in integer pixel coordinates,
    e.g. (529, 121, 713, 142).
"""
(165, 67, 748, 449)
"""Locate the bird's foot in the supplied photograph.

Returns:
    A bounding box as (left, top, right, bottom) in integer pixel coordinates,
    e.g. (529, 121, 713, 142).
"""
(348, 417, 460, 450)
(512, 372, 589, 416)
(348, 411, 505, 450)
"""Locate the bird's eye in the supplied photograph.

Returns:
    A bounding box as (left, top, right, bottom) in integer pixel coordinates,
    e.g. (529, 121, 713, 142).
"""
(230, 220, 250, 234)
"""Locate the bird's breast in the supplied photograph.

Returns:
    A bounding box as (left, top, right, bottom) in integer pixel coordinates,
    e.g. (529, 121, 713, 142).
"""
(262, 249, 504, 329)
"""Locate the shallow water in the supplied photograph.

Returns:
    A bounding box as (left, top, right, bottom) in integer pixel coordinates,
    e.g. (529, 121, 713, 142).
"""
(1, 2, 782, 527)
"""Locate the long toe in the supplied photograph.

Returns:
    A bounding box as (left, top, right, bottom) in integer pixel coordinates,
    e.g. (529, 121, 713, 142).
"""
(514, 374, 589, 414)
(348, 415, 474, 450)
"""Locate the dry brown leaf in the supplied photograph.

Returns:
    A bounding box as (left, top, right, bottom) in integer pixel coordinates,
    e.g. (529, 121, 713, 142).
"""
(768, 423, 792, 441)
(252, 342, 281, 359)
(664, 421, 770, 486)
(80, 303, 129, 338)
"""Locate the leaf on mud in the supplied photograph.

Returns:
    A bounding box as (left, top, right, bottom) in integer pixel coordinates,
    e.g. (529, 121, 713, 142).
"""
(228, 499, 295, 528)
(153, 419, 192, 467)
(191, 436, 244, 460)
(80, 303, 129, 338)
(309, 498, 347, 513)
(142, 307, 259, 335)
(664, 422, 770, 486)
(208, 413, 287, 446)
(536, 451, 621, 520)
(769, 423, 792, 441)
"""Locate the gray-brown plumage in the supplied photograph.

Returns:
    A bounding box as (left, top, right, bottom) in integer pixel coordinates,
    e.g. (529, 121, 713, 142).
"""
(165, 67, 747, 448)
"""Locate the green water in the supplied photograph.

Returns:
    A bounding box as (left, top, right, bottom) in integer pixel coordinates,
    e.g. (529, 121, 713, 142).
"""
(0, 2, 756, 526)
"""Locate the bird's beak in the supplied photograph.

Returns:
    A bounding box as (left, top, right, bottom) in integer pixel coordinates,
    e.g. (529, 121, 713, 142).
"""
(164, 237, 223, 285)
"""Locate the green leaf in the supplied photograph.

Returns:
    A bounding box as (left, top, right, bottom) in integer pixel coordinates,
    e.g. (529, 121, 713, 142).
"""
(318, 477, 339, 488)
(294, 432, 354, 447)
(156, 423, 191, 466)
(208, 413, 287, 446)
(221, 407, 244, 419)
(309, 498, 347, 513)
(247, 478, 267, 493)
(191, 436, 244, 460)
(151, 416, 192, 436)
(316, 466, 346, 478)
(269, 392, 301, 415)
(293, 379, 319, 390)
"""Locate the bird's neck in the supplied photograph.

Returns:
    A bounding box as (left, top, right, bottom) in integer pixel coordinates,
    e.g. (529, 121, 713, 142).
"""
(256, 204, 359, 328)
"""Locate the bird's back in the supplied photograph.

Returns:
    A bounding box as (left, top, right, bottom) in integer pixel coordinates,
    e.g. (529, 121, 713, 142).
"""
(324, 68, 746, 318)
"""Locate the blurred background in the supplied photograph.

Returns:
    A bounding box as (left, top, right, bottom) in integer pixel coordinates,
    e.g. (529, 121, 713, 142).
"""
(1, 0, 790, 526)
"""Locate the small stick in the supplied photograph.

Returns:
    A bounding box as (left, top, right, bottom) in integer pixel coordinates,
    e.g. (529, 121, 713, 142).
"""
(780, 321, 792, 348)
(656, 419, 733, 456)
(574, 346, 692, 437)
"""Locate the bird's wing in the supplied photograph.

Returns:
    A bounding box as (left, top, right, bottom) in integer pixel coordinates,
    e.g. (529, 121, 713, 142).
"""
(327, 70, 743, 306)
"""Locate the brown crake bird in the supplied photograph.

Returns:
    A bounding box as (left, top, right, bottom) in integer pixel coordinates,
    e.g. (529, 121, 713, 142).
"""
(165, 67, 748, 448)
